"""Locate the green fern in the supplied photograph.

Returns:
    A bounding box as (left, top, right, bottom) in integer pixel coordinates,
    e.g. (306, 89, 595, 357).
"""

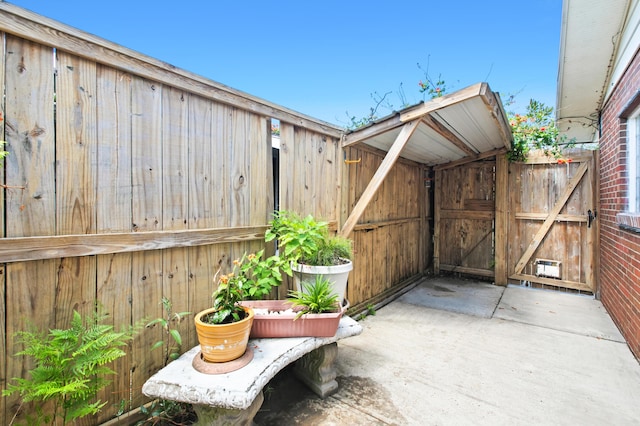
(2, 310, 135, 424)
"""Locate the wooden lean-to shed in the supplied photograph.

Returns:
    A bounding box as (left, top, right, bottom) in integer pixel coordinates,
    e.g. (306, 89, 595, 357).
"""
(339, 83, 513, 311)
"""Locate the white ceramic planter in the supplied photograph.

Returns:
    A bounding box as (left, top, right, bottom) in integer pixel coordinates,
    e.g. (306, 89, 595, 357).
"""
(291, 260, 353, 304)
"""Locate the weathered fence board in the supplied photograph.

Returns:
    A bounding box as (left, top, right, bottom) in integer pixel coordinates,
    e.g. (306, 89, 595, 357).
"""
(341, 145, 426, 308)
(3, 36, 58, 425)
(436, 160, 496, 277)
(0, 32, 6, 423)
(507, 150, 597, 292)
(0, 5, 440, 424)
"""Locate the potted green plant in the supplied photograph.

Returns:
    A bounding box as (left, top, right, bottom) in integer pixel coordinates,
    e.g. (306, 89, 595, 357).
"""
(265, 211, 353, 304)
(287, 275, 342, 319)
(194, 250, 283, 363)
(244, 275, 345, 338)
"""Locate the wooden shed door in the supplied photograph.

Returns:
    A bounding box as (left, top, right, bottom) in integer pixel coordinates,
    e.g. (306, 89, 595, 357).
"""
(434, 160, 497, 278)
(507, 150, 598, 293)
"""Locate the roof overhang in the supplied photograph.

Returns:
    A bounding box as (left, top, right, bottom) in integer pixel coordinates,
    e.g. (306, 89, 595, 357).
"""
(556, 0, 630, 143)
(342, 82, 512, 167)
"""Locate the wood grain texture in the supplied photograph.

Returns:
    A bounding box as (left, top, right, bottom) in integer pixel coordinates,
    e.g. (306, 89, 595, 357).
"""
(0, 3, 342, 138)
(3, 37, 57, 425)
(94, 64, 134, 421)
(507, 151, 596, 292)
(130, 75, 164, 408)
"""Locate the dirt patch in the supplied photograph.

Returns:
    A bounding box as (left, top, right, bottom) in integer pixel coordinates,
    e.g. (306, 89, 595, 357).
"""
(254, 367, 404, 425)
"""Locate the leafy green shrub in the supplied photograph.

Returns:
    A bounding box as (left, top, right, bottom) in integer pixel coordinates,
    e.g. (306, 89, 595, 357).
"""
(266, 211, 352, 267)
(204, 250, 284, 324)
(2, 310, 135, 424)
(507, 99, 574, 162)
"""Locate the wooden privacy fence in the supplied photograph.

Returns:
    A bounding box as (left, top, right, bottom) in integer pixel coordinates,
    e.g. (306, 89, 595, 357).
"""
(506, 150, 598, 293)
(0, 4, 552, 425)
(0, 4, 345, 424)
(432, 149, 598, 294)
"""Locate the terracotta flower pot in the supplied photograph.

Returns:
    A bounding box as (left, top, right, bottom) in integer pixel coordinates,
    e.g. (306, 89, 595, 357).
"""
(194, 306, 254, 363)
(242, 300, 345, 338)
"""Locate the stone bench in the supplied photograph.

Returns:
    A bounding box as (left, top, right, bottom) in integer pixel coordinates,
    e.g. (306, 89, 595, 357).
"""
(142, 316, 363, 425)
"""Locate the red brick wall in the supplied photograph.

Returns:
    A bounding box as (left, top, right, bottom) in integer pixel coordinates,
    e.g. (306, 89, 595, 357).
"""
(599, 47, 640, 360)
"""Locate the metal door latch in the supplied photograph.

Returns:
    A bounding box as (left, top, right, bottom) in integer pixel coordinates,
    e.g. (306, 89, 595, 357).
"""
(587, 209, 597, 228)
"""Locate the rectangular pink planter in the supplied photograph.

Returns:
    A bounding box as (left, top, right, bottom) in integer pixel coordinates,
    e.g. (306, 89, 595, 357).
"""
(241, 300, 343, 338)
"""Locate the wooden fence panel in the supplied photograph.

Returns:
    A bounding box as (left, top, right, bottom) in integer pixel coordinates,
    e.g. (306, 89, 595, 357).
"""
(436, 161, 496, 277)
(279, 123, 341, 220)
(342, 145, 425, 308)
(0, 6, 335, 423)
(507, 151, 596, 292)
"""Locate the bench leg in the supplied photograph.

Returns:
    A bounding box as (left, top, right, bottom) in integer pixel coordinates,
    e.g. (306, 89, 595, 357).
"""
(192, 391, 264, 426)
(294, 342, 339, 398)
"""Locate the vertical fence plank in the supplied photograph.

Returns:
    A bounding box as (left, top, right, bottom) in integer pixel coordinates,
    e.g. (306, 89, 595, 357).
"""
(3, 37, 57, 425)
(54, 51, 98, 327)
(188, 95, 216, 323)
(0, 31, 6, 423)
(130, 76, 164, 408)
(231, 108, 250, 227)
(95, 66, 134, 421)
(161, 87, 191, 353)
(279, 122, 295, 213)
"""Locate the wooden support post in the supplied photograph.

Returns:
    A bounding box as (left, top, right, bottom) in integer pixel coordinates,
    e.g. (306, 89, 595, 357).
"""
(433, 169, 441, 274)
(494, 153, 508, 285)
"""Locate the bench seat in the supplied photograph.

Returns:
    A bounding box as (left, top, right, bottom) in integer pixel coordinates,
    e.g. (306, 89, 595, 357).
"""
(142, 315, 362, 425)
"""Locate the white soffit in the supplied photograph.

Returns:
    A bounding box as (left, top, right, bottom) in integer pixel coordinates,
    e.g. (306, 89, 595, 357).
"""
(556, 0, 630, 143)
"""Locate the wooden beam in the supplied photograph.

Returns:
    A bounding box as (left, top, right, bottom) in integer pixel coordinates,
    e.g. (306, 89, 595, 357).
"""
(342, 114, 404, 147)
(520, 153, 592, 165)
(440, 264, 495, 278)
(0, 226, 268, 263)
(482, 90, 513, 149)
(400, 83, 485, 122)
(494, 153, 508, 286)
(433, 169, 441, 274)
(434, 148, 507, 171)
(509, 274, 593, 293)
(340, 120, 420, 237)
(515, 213, 587, 222)
(421, 113, 476, 156)
(513, 162, 589, 275)
(439, 210, 494, 220)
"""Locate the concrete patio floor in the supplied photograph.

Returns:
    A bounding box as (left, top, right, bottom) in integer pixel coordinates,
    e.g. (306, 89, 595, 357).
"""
(253, 276, 640, 425)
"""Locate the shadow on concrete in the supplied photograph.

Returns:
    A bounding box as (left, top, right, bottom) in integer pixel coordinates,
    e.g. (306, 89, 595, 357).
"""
(254, 276, 640, 425)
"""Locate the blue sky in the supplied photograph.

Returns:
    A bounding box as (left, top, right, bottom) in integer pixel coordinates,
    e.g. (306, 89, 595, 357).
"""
(8, 0, 562, 126)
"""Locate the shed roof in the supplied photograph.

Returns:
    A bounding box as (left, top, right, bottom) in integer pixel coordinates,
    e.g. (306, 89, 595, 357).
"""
(338, 82, 512, 237)
(343, 82, 512, 167)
